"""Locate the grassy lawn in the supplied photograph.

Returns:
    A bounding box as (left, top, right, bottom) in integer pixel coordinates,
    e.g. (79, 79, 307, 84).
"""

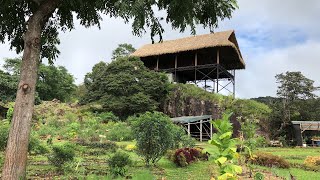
(256, 147, 320, 180)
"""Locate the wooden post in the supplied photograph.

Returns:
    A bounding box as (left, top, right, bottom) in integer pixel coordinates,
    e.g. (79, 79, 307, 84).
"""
(188, 123, 191, 136)
(156, 56, 159, 70)
(175, 54, 177, 82)
(195, 53, 198, 85)
(200, 119, 203, 142)
(216, 49, 219, 93)
(210, 118, 213, 139)
(233, 70, 235, 98)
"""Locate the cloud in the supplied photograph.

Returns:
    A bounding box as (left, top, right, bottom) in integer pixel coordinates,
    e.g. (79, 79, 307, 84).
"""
(236, 40, 320, 98)
(1, 0, 320, 99)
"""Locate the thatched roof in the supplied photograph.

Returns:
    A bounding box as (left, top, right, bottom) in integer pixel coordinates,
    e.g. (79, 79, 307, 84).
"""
(132, 30, 245, 68)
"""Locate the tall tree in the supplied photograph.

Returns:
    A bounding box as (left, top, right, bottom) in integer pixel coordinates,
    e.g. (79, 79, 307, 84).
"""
(275, 71, 318, 138)
(276, 71, 318, 101)
(111, 43, 136, 60)
(0, 0, 238, 178)
(82, 57, 169, 118)
(2, 58, 76, 102)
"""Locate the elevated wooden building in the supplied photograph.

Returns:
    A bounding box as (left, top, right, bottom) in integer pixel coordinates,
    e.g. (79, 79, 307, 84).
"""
(132, 30, 245, 96)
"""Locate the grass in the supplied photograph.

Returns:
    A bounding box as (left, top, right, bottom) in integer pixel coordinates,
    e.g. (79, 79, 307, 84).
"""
(255, 147, 320, 180)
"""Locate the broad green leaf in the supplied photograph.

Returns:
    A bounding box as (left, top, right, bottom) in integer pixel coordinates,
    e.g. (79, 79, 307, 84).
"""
(215, 157, 227, 165)
(219, 132, 232, 140)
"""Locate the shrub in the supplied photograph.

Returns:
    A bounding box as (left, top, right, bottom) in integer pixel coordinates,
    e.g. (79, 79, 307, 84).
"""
(171, 147, 208, 167)
(28, 134, 49, 155)
(303, 156, 320, 171)
(47, 143, 76, 168)
(209, 113, 242, 179)
(172, 125, 196, 148)
(0, 121, 10, 151)
(250, 152, 290, 169)
(98, 112, 119, 123)
(107, 151, 132, 177)
(106, 122, 133, 141)
(130, 111, 175, 166)
(6, 104, 14, 121)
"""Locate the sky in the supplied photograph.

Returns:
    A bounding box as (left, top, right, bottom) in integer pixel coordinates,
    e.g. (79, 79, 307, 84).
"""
(1, 0, 320, 99)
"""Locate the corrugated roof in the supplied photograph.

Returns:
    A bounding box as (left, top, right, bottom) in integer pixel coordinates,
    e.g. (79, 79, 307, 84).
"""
(171, 115, 212, 124)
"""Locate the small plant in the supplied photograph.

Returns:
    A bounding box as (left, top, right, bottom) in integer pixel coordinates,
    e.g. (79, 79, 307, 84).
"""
(250, 152, 290, 169)
(107, 151, 132, 177)
(209, 112, 242, 180)
(106, 122, 133, 141)
(76, 141, 117, 152)
(171, 147, 208, 167)
(98, 112, 119, 123)
(6, 104, 14, 121)
(303, 156, 320, 171)
(172, 125, 196, 148)
(130, 111, 175, 166)
(0, 121, 10, 151)
(254, 172, 264, 180)
(28, 134, 49, 155)
(47, 143, 76, 169)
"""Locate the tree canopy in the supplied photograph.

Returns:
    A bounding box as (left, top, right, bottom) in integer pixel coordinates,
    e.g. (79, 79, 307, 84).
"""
(112, 43, 136, 60)
(276, 71, 318, 101)
(82, 56, 169, 118)
(1, 58, 76, 102)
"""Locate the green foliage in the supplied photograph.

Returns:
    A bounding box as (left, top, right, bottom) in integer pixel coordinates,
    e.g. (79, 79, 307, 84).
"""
(240, 115, 266, 150)
(276, 71, 318, 101)
(107, 150, 132, 177)
(1, 58, 76, 102)
(83, 57, 169, 118)
(98, 112, 119, 123)
(0, 121, 10, 151)
(130, 111, 175, 166)
(254, 172, 265, 180)
(112, 43, 136, 60)
(0, 69, 18, 102)
(0, 0, 238, 61)
(28, 133, 49, 155)
(251, 152, 290, 169)
(105, 122, 133, 141)
(47, 143, 76, 169)
(209, 113, 242, 180)
(171, 125, 196, 149)
(6, 103, 14, 121)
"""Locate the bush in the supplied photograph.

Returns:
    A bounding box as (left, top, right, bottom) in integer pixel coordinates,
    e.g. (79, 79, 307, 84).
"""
(303, 156, 320, 171)
(107, 151, 132, 177)
(0, 121, 10, 151)
(250, 152, 290, 168)
(172, 126, 196, 148)
(28, 134, 49, 155)
(171, 147, 209, 167)
(98, 112, 119, 123)
(130, 111, 175, 166)
(106, 122, 133, 141)
(47, 143, 76, 168)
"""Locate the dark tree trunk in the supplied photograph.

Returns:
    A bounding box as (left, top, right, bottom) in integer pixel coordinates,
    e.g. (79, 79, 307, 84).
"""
(1, 1, 59, 179)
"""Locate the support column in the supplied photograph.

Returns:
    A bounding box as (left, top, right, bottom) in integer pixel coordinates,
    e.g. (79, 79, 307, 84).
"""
(187, 123, 191, 137)
(156, 56, 159, 71)
(175, 54, 178, 82)
(200, 120, 203, 142)
(233, 70, 236, 98)
(195, 53, 198, 85)
(210, 118, 213, 139)
(216, 50, 220, 93)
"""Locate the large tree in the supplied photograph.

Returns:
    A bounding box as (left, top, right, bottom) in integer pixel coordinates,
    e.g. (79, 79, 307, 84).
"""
(0, 0, 238, 178)
(1, 58, 76, 102)
(83, 57, 169, 118)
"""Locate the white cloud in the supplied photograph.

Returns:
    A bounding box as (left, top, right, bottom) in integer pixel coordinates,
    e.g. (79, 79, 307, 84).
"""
(1, 0, 320, 99)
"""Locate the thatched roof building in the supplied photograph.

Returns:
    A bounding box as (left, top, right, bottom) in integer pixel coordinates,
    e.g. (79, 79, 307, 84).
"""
(132, 30, 245, 70)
